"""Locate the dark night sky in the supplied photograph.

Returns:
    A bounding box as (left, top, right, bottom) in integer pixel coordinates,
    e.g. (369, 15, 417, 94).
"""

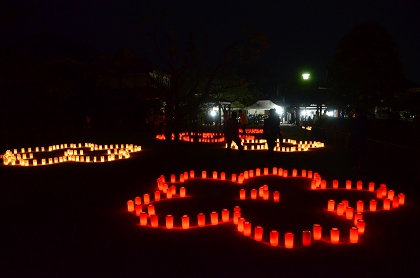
(2, 0, 420, 84)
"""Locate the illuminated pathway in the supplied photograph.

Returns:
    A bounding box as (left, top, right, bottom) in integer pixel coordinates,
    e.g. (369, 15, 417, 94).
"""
(2, 143, 141, 166)
(127, 167, 405, 249)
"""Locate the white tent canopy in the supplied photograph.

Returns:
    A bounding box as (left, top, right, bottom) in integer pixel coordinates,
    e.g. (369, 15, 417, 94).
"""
(245, 100, 283, 115)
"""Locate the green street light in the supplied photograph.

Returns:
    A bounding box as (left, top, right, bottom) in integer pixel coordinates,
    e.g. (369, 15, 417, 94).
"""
(302, 73, 310, 80)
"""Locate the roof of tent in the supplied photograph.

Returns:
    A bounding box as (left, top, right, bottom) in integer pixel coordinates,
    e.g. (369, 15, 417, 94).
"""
(245, 100, 282, 110)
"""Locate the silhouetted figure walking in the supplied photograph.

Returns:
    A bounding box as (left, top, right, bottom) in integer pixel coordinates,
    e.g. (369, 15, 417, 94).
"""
(224, 111, 243, 157)
(263, 109, 283, 162)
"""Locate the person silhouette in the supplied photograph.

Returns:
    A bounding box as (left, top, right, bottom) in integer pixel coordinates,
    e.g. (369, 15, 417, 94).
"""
(224, 111, 243, 157)
(263, 109, 283, 161)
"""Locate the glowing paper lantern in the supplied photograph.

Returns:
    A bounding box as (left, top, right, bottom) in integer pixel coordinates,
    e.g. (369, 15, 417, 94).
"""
(387, 190, 395, 199)
(190, 170, 195, 178)
(202, 170, 207, 178)
(350, 227, 359, 243)
(368, 182, 375, 192)
(171, 174, 176, 183)
(213, 171, 217, 179)
(143, 194, 150, 205)
(231, 174, 237, 182)
(134, 197, 141, 205)
(357, 200, 364, 213)
(273, 191, 280, 202)
(244, 222, 251, 236)
(234, 206, 241, 212)
(139, 212, 148, 226)
(345, 207, 354, 220)
(285, 233, 294, 248)
(337, 203, 344, 216)
(182, 215, 190, 229)
(292, 169, 297, 177)
(357, 181, 362, 190)
(392, 196, 399, 208)
(346, 180, 351, 189)
(221, 172, 226, 180)
(180, 187, 186, 197)
(198, 213, 205, 227)
(222, 209, 229, 222)
(370, 199, 377, 211)
(313, 224, 322, 240)
(211, 211, 218, 225)
(301, 169, 307, 177)
(240, 189, 246, 200)
(127, 200, 134, 212)
(233, 211, 241, 224)
(383, 198, 391, 210)
(283, 170, 288, 177)
(272, 167, 277, 175)
(398, 193, 405, 205)
(263, 189, 269, 200)
(327, 200, 335, 211)
(238, 174, 244, 184)
(320, 180, 326, 189)
(264, 168, 268, 175)
(256, 168, 261, 176)
(302, 230, 312, 246)
(135, 206, 142, 216)
(150, 214, 158, 227)
(254, 226, 263, 241)
(342, 200, 349, 208)
(357, 219, 365, 234)
(147, 204, 155, 216)
(154, 191, 161, 201)
(170, 185, 176, 195)
(251, 189, 257, 199)
(166, 190, 173, 199)
(270, 230, 279, 246)
(333, 180, 338, 189)
(238, 218, 245, 232)
(330, 228, 339, 243)
(166, 215, 174, 229)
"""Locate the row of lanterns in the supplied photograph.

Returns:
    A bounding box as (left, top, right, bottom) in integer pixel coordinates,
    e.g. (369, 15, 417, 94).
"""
(128, 166, 406, 247)
(229, 138, 324, 152)
(2, 143, 141, 166)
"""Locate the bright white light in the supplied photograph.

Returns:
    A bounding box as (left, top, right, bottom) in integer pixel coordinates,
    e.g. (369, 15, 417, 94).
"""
(326, 111, 333, 117)
(210, 110, 216, 117)
(302, 73, 310, 80)
(276, 107, 283, 114)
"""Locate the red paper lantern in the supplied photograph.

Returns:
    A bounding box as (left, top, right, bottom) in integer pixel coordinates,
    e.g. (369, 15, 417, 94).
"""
(263, 189, 269, 200)
(211, 211, 218, 225)
(202, 170, 207, 178)
(213, 171, 217, 179)
(313, 224, 322, 240)
(222, 209, 229, 222)
(264, 167, 268, 175)
(171, 174, 176, 183)
(238, 218, 245, 232)
(190, 170, 195, 178)
(139, 212, 148, 226)
(150, 214, 158, 227)
(272, 167, 278, 175)
(221, 172, 226, 180)
(354, 212, 363, 226)
(180, 187, 186, 197)
(256, 168, 261, 176)
(387, 190, 395, 199)
(356, 181, 362, 190)
(182, 215, 190, 229)
(350, 227, 359, 243)
(370, 199, 377, 211)
(166, 215, 173, 229)
(251, 189, 257, 199)
(301, 169, 307, 177)
(330, 228, 339, 243)
(327, 200, 335, 211)
(337, 203, 344, 216)
(254, 226, 263, 241)
(147, 204, 155, 216)
(357, 219, 365, 234)
(333, 180, 338, 189)
(198, 213, 205, 227)
(398, 193, 405, 205)
(270, 230, 279, 246)
(127, 200, 134, 212)
(383, 198, 391, 210)
(285, 232, 294, 248)
(356, 200, 364, 213)
(233, 211, 241, 224)
(346, 180, 352, 189)
(231, 174, 237, 182)
(134, 197, 141, 205)
(368, 182, 375, 192)
(345, 206, 354, 220)
(292, 169, 297, 177)
(143, 194, 150, 205)
(302, 230, 312, 246)
(240, 189, 246, 200)
(154, 191, 161, 201)
(243, 221, 251, 236)
(283, 170, 288, 177)
(273, 191, 280, 202)
(392, 196, 399, 208)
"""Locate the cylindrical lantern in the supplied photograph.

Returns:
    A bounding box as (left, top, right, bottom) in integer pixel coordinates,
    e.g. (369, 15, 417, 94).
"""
(234, 206, 241, 212)
(345, 206, 354, 220)
(387, 190, 395, 199)
(222, 209, 229, 222)
(166, 189, 173, 199)
(376, 188, 383, 199)
(285, 232, 294, 248)
(231, 174, 237, 182)
(342, 200, 349, 208)
(143, 194, 150, 204)
(292, 169, 297, 177)
(139, 212, 148, 226)
(263, 168, 268, 175)
(346, 180, 351, 189)
(392, 196, 399, 208)
(301, 169, 307, 177)
(333, 180, 338, 189)
(273, 191, 280, 202)
(383, 198, 391, 210)
(251, 189, 257, 199)
(202, 170, 207, 178)
(327, 200, 335, 212)
(302, 230, 312, 246)
(211, 211, 218, 225)
(272, 167, 278, 175)
(270, 230, 279, 246)
(180, 174, 184, 182)
(330, 228, 339, 243)
(350, 227, 359, 243)
(356, 181, 362, 190)
(150, 214, 158, 227)
(398, 193, 405, 205)
(221, 172, 226, 180)
(254, 226, 263, 241)
(127, 200, 134, 212)
(356, 200, 364, 213)
(166, 215, 174, 229)
(243, 222, 251, 236)
(283, 170, 288, 177)
(313, 224, 322, 240)
(182, 215, 190, 229)
(170, 185, 176, 195)
(171, 174, 176, 183)
(337, 203, 345, 216)
(258, 186, 264, 197)
(154, 191, 161, 201)
(147, 204, 155, 216)
(368, 182, 375, 192)
(357, 219, 365, 234)
(354, 212, 363, 226)
(180, 187, 186, 197)
(370, 199, 377, 211)
(190, 170, 195, 178)
(238, 217, 245, 232)
(263, 189, 269, 200)
(256, 168, 261, 176)
(198, 213, 205, 227)
(213, 171, 217, 179)
(135, 205, 142, 216)
(233, 211, 241, 224)
(240, 189, 246, 200)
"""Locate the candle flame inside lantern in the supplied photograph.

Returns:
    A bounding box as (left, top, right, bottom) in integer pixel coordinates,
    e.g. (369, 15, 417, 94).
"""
(166, 215, 174, 229)
(244, 221, 251, 236)
(211, 211, 218, 225)
(330, 228, 339, 243)
(254, 226, 263, 241)
(182, 215, 190, 229)
(313, 224, 322, 240)
(270, 230, 279, 246)
(302, 230, 312, 246)
(350, 227, 359, 243)
(198, 213, 205, 227)
(285, 232, 294, 248)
